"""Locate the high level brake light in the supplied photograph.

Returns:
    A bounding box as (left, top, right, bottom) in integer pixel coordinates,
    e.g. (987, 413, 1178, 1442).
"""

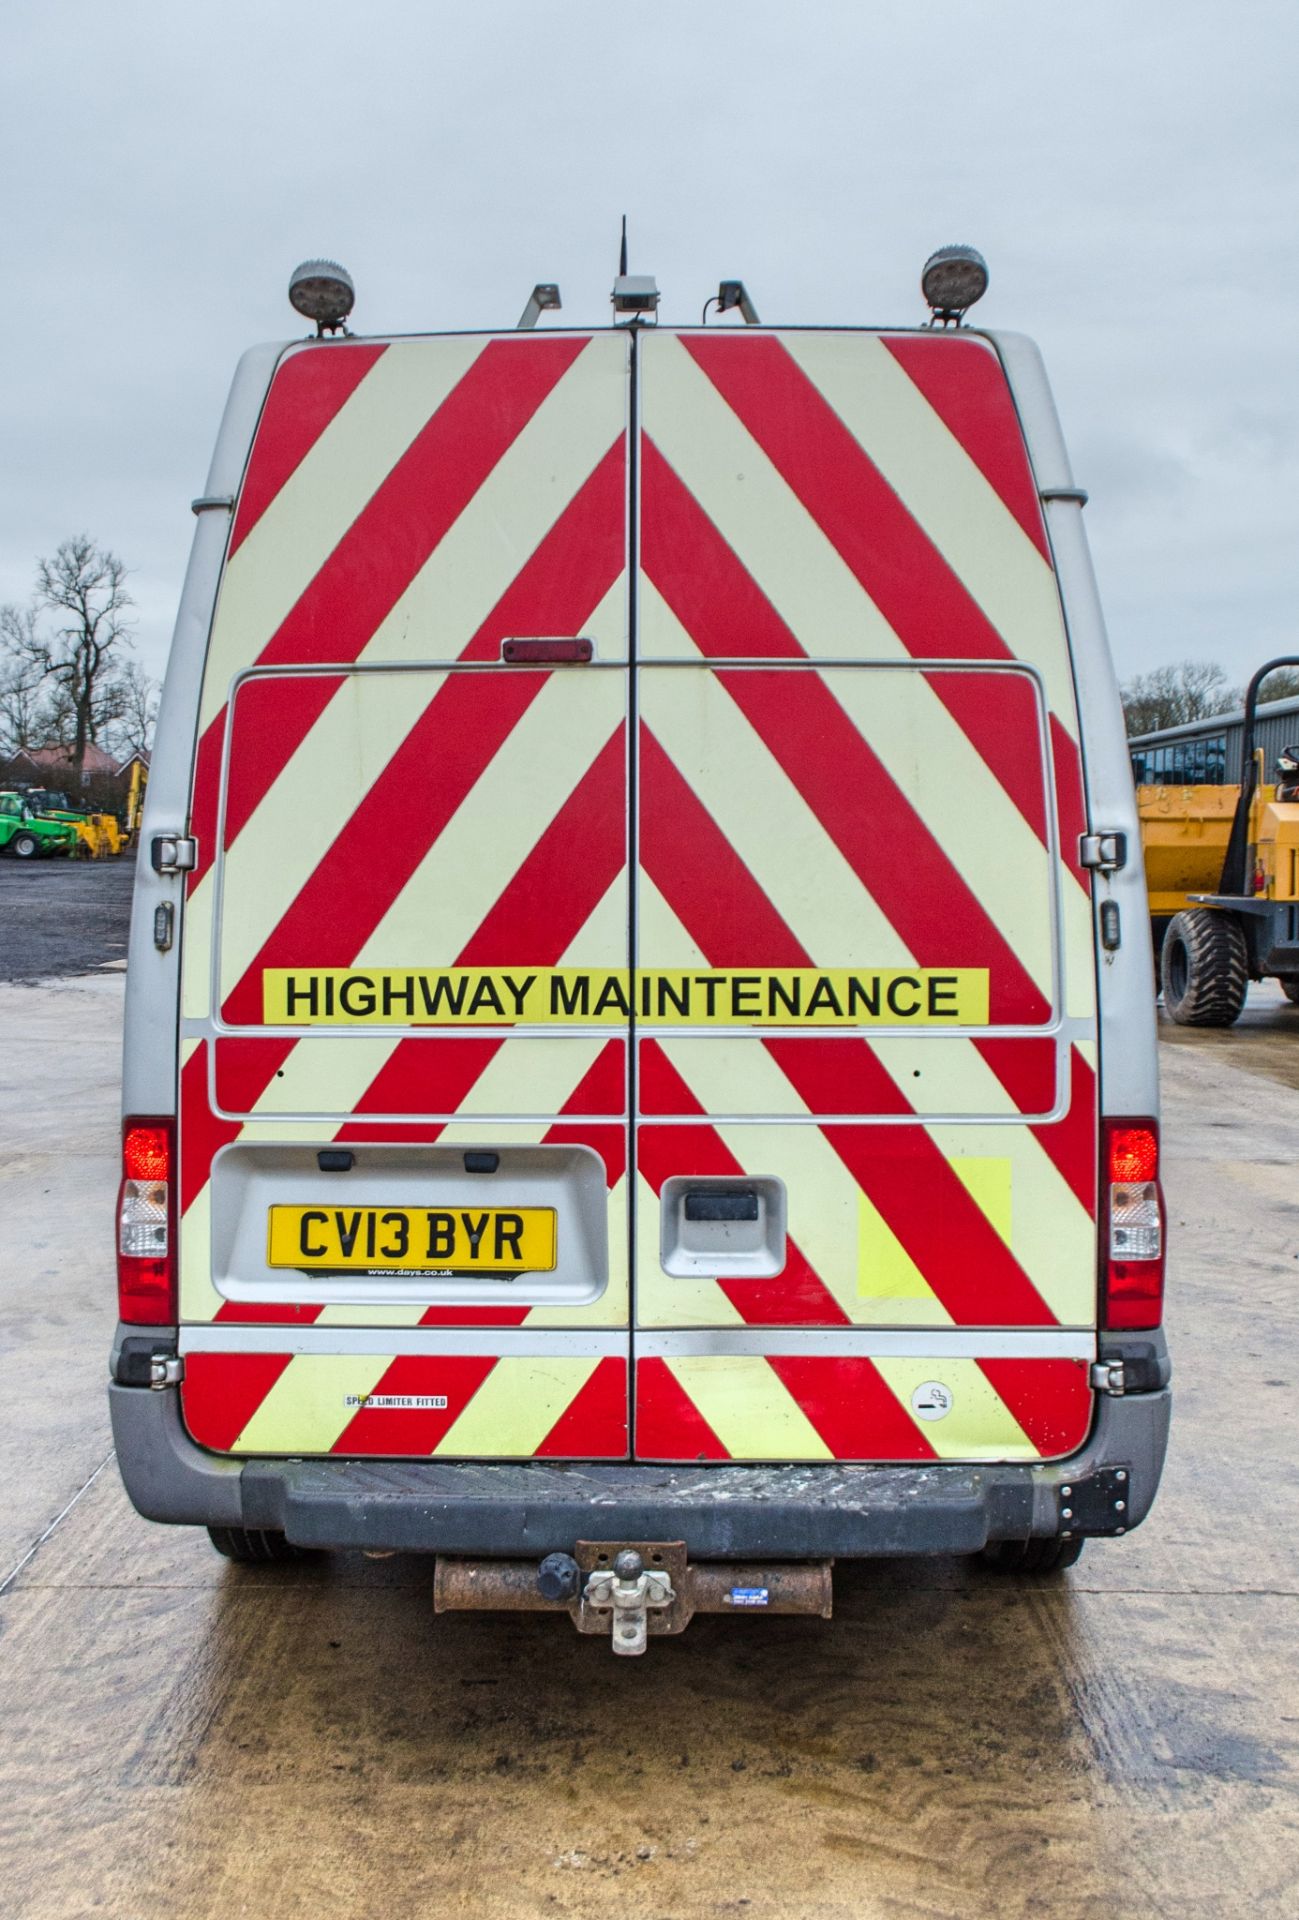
(117, 1118, 176, 1323)
(1101, 1119, 1165, 1330)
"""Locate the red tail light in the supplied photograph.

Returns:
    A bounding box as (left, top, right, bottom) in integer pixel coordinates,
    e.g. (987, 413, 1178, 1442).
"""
(1101, 1118, 1165, 1330)
(117, 1116, 176, 1324)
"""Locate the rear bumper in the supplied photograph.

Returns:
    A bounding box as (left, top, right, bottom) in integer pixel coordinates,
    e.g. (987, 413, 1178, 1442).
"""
(109, 1382, 1171, 1559)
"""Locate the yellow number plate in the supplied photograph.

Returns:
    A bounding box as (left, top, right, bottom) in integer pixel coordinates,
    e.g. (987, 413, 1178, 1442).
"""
(266, 1205, 557, 1273)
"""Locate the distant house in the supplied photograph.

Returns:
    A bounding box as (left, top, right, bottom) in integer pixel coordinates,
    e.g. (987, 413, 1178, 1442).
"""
(8, 742, 123, 789)
(115, 748, 151, 786)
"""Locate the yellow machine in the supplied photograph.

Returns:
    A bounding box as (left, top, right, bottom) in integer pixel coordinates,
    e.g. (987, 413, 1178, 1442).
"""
(1137, 783, 1262, 920)
(43, 807, 124, 858)
(1254, 800, 1299, 909)
(78, 813, 126, 858)
(1143, 656, 1299, 1024)
(123, 759, 148, 844)
(22, 782, 132, 857)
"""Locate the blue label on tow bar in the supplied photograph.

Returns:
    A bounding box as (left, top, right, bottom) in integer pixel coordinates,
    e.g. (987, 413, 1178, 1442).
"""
(729, 1587, 769, 1607)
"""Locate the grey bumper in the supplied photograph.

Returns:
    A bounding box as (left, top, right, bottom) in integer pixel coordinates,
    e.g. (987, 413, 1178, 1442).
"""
(109, 1382, 1171, 1559)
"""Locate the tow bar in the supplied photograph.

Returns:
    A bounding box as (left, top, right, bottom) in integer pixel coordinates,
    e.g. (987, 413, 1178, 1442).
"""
(433, 1542, 833, 1655)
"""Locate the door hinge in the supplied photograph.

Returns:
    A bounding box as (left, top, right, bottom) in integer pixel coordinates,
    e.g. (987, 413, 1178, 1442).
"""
(1090, 1359, 1126, 1396)
(151, 834, 198, 874)
(1079, 831, 1128, 873)
(150, 1355, 185, 1389)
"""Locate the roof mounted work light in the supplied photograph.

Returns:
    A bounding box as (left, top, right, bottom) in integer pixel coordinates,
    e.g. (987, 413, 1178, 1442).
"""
(921, 245, 988, 325)
(289, 258, 355, 334)
(716, 280, 761, 325)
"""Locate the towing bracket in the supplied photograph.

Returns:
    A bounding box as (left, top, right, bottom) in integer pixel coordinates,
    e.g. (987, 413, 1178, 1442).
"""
(432, 1542, 834, 1655)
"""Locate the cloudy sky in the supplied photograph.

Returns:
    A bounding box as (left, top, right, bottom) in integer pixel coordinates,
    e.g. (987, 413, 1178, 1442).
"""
(4, 1, 1296, 694)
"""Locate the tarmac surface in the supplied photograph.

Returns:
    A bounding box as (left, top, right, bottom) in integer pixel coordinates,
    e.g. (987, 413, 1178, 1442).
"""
(0, 926, 1296, 1917)
(0, 855, 134, 982)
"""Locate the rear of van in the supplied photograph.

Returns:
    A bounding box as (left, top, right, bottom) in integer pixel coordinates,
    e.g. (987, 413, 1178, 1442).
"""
(111, 302, 1169, 1646)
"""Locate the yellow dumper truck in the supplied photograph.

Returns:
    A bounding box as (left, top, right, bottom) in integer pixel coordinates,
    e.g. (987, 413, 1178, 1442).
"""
(1142, 659, 1299, 1024)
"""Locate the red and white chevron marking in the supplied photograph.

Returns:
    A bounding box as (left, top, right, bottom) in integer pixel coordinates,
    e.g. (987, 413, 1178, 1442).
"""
(171, 325, 1100, 1464)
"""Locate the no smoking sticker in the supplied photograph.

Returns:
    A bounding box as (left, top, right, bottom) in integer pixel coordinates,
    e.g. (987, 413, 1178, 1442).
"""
(911, 1381, 953, 1421)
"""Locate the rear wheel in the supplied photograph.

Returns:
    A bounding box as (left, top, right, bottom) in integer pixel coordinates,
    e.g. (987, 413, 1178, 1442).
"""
(1161, 909, 1249, 1027)
(10, 831, 40, 860)
(980, 1536, 1085, 1574)
(1280, 978, 1299, 1006)
(206, 1525, 313, 1564)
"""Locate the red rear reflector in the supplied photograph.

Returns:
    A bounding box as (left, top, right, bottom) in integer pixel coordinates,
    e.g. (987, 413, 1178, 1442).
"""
(118, 1116, 176, 1325)
(1108, 1125, 1157, 1184)
(1101, 1118, 1165, 1331)
(1105, 1262, 1165, 1330)
(501, 637, 593, 664)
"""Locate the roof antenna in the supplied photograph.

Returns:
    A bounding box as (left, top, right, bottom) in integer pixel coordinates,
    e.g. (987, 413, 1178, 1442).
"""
(612, 214, 659, 319)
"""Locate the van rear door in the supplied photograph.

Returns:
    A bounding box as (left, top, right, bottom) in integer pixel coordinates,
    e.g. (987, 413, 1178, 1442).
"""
(632, 329, 1099, 1464)
(177, 331, 634, 1461)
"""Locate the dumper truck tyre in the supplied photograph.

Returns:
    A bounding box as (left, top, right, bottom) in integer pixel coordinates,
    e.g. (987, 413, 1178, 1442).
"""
(206, 1525, 314, 1564)
(1279, 978, 1299, 1006)
(980, 1536, 1086, 1574)
(1161, 909, 1249, 1027)
(10, 830, 40, 860)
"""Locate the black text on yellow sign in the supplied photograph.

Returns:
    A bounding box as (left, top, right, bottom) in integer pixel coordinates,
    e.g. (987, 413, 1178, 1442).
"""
(267, 1205, 557, 1272)
(262, 967, 990, 1027)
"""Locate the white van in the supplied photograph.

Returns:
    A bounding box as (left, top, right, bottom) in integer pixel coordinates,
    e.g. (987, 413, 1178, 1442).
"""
(112, 251, 1169, 1651)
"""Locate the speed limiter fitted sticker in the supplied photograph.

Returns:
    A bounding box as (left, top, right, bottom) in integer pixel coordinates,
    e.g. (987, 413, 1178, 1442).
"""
(261, 966, 990, 1026)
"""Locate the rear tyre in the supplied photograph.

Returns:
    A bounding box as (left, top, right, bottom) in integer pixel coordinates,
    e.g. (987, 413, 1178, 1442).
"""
(206, 1525, 313, 1564)
(1280, 979, 1299, 1006)
(1160, 909, 1249, 1027)
(980, 1536, 1086, 1574)
(10, 831, 40, 860)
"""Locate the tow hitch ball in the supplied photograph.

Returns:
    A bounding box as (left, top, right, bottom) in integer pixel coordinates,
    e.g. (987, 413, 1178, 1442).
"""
(432, 1544, 834, 1655)
(582, 1549, 675, 1656)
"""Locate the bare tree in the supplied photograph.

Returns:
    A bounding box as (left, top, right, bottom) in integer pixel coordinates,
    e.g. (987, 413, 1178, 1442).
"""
(1121, 660, 1238, 737)
(1254, 666, 1299, 705)
(0, 606, 46, 755)
(103, 658, 159, 760)
(26, 537, 136, 781)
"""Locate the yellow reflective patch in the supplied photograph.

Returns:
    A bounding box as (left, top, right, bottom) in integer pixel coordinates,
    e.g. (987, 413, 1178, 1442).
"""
(857, 1186, 950, 1312)
(262, 966, 989, 1027)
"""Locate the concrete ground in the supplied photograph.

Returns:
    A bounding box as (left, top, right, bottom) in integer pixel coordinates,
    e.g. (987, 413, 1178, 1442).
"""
(0, 971, 1296, 1919)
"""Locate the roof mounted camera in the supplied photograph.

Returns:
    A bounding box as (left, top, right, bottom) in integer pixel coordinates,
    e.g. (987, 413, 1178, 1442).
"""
(921, 245, 988, 327)
(612, 274, 659, 318)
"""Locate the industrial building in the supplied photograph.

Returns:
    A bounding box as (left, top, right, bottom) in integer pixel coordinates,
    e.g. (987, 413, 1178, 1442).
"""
(1129, 693, 1299, 786)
